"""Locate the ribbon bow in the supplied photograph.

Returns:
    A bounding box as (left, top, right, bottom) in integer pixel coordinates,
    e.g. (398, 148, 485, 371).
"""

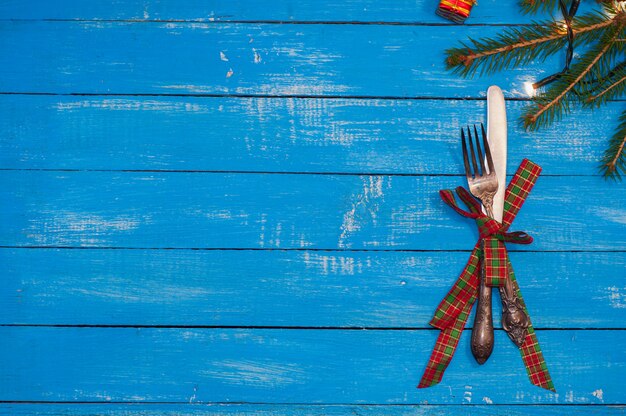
(418, 159, 555, 392)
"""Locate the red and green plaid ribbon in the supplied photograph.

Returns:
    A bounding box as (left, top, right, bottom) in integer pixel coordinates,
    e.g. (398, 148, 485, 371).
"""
(418, 159, 555, 392)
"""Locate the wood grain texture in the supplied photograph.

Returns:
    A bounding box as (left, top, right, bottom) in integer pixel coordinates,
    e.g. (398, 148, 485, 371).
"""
(0, 0, 563, 24)
(2, 172, 624, 250)
(2, 249, 624, 328)
(0, 327, 622, 404)
(0, 96, 617, 175)
(1, 404, 624, 416)
(0, 21, 563, 97)
(0, 0, 623, 411)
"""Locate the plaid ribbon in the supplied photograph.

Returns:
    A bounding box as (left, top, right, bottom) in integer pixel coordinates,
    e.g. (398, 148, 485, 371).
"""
(418, 159, 555, 392)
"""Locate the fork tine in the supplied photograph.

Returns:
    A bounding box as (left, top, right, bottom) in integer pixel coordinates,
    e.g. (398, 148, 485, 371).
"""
(467, 126, 479, 177)
(461, 128, 472, 178)
(481, 123, 495, 174)
(474, 124, 485, 176)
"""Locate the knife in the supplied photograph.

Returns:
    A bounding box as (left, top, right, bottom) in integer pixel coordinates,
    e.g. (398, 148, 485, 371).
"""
(487, 86, 530, 348)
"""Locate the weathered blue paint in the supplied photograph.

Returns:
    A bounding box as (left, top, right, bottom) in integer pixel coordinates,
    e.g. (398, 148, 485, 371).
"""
(1, 172, 623, 250)
(0, 22, 564, 97)
(0, 96, 619, 175)
(2, 249, 624, 328)
(0, 0, 558, 24)
(0, 327, 623, 404)
(0, 1, 623, 414)
(1, 404, 624, 416)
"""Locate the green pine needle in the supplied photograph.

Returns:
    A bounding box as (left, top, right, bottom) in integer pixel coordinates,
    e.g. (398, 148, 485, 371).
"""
(519, 0, 558, 15)
(443, 0, 626, 179)
(522, 21, 623, 130)
(580, 60, 626, 107)
(601, 109, 626, 179)
(445, 10, 613, 77)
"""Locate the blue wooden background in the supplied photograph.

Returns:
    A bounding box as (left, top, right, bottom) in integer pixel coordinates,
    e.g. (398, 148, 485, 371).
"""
(1, 1, 625, 415)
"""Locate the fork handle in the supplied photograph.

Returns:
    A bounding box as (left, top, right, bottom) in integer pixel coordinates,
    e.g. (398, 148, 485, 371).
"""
(471, 241, 494, 364)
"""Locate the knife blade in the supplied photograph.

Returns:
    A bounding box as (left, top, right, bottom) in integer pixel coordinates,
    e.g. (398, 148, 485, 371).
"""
(487, 85, 507, 221)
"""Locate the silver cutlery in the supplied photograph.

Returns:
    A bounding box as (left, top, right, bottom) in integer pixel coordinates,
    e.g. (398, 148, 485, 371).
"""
(486, 86, 530, 348)
(462, 123, 497, 364)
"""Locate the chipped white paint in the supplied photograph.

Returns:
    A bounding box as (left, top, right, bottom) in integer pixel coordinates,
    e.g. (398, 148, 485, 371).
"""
(162, 22, 212, 30)
(72, 390, 114, 402)
(269, 222, 282, 247)
(203, 359, 304, 387)
(590, 389, 604, 402)
(226, 68, 234, 78)
(70, 281, 229, 304)
(607, 286, 626, 309)
(160, 84, 216, 93)
(189, 385, 197, 403)
(26, 211, 141, 245)
(338, 176, 387, 248)
(55, 99, 211, 113)
(267, 81, 350, 97)
(302, 251, 362, 275)
(253, 48, 262, 63)
(463, 385, 472, 403)
(202, 209, 249, 221)
(594, 207, 626, 225)
(220, 51, 229, 61)
(565, 390, 574, 403)
(482, 396, 493, 404)
(258, 213, 268, 248)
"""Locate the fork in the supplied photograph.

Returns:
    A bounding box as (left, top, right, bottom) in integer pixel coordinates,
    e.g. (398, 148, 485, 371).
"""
(462, 123, 497, 364)
(462, 124, 498, 218)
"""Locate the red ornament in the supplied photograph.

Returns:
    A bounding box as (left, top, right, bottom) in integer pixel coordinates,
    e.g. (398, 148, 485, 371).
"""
(436, 0, 476, 23)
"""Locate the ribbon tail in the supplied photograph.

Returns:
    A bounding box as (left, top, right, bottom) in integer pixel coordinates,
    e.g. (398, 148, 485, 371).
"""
(418, 298, 474, 388)
(429, 245, 481, 328)
(507, 258, 556, 392)
(419, 247, 481, 388)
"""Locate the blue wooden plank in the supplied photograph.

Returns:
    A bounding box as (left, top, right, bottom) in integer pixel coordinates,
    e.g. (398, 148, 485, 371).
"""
(0, 0, 573, 24)
(1, 403, 624, 416)
(0, 22, 564, 97)
(1, 249, 624, 328)
(0, 96, 617, 175)
(1, 172, 623, 250)
(0, 327, 622, 403)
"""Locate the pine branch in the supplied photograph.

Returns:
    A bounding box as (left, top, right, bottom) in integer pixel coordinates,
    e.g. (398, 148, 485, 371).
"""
(579, 28, 626, 88)
(523, 20, 624, 130)
(445, 11, 613, 77)
(582, 60, 626, 106)
(601, 109, 626, 179)
(519, 0, 559, 14)
(444, 0, 626, 180)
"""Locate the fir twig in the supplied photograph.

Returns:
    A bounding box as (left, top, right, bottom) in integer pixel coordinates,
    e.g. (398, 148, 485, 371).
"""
(583, 61, 626, 106)
(523, 21, 623, 130)
(445, 11, 613, 77)
(443, 1, 626, 180)
(601, 109, 626, 179)
(520, 0, 558, 14)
